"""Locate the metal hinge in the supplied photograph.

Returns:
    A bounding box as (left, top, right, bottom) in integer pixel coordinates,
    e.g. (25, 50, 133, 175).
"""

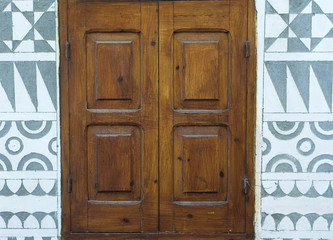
(67, 176, 72, 193)
(244, 40, 250, 58)
(242, 177, 250, 195)
(65, 41, 70, 61)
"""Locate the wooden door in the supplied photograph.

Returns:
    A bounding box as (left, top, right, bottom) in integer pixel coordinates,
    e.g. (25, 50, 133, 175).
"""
(65, 0, 253, 237)
(159, 0, 249, 233)
(68, 1, 159, 232)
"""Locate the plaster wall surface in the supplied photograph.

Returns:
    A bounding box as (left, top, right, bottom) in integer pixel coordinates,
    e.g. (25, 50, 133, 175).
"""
(0, 0, 332, 239)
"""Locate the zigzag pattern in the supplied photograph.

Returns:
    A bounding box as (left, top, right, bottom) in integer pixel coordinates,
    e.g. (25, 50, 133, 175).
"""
(264, 62, 333, 113)
(0, 62, 57, 112)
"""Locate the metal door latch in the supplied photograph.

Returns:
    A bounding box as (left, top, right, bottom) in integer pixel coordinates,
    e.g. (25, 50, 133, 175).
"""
(242, 177, 250, 195)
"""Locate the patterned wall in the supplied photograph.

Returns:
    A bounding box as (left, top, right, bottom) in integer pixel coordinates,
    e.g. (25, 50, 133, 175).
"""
(0, 0, 333, 239)
(0, 0, 59, 239)
(261, 0, 333, 239)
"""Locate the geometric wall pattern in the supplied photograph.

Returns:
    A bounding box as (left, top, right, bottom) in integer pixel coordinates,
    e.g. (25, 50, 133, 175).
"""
(265, 0, 333, 52)
(0, 121, 58, 239)
(261, 0, 333, 239)
(1, 0, 333, 240)
(0, 121, 57, 171)
(0, 0, 58, 239)
(0, 0, 56, 53)
(264, 62, 333, 113)
(262, 121, 333, 173)
(0, 0, 56, 114)
(261, 121, 333, 240)
(0, 62, 57, 112)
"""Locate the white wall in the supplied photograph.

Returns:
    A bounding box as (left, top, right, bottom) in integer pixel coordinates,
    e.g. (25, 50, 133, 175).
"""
(256, 0, 333, 239)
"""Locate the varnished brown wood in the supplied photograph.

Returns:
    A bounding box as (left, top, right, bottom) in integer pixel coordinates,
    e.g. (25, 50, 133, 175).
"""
(65, 233, 251, 240)
(67, 0, 158, 233)
(87, 126, 141, 201)
(87, 33, 141, 109)
(159, 0, 249, 233)
(173, 1, 230, 29)
(59, 0, 70, 237)
(173, 32, 229, 110)
(61, 0, 256, 238)
(87, 204, 141, 232)
(245, 0, 257, 238)
(173, 126, 228, 201)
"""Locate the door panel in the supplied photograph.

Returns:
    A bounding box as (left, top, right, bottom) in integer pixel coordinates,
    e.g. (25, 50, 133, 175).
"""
(87, 126, 141, 201)
(87, 33, 141, 109)
(173, 126, 228, 201)
(69, 1, 158, 233)
(159, 0, 248, 233)
(173, 32, 229, 110)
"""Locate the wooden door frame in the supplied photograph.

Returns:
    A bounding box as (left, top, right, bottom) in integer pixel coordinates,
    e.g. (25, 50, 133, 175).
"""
(59, 0, 257, 239)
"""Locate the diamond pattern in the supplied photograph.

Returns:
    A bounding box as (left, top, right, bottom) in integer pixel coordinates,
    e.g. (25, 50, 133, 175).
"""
(265, 0, 333, 52)
(0, 0, 55, 53)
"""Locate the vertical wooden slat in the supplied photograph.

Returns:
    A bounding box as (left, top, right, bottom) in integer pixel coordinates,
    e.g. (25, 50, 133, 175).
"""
(141, 1, 159, 232)
(228, 0, 248, 233)
(245, 0, 257, 237)
(68, 0, 88, 231)
(159, 1, 174, 232)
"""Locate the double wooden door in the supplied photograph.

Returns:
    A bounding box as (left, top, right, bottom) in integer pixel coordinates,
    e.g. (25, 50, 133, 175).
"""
(66, 0, 253, 238)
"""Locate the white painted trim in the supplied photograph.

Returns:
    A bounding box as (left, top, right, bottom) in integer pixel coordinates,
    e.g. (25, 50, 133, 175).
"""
(264, 113, 333, 121)
(262, 172, 333, 180)
(0, 171, 58, 179)
(0, 195, 57, 212)
(0, 113, 57, 120)
(265, 52, 333, 61)
(0, 53, 56, 61)
(0, 229, 58, 237)
(262, 196, 333, 214)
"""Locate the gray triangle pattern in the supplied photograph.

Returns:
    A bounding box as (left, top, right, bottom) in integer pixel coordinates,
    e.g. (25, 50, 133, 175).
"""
(312, 1, 324, 14)
(265, 62, 287, 111)
(311, 62, 333, 110)
(37, 62, 57, 110)
(265, 62, 333, 113)
(0, 61, 56, 112)
(288, 62, 310, 110)
(15, 62, 38, 111)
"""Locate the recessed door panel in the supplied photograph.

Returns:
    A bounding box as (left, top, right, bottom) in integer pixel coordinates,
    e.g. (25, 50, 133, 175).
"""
(87, 33, 141, 109)
(87, 126, 141, 202)
(174, 32, 229, 110)
(174, 126, 228, 201)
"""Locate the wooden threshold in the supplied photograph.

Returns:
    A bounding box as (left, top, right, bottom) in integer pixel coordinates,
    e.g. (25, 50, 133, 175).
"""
(64, 233, 254, 240)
